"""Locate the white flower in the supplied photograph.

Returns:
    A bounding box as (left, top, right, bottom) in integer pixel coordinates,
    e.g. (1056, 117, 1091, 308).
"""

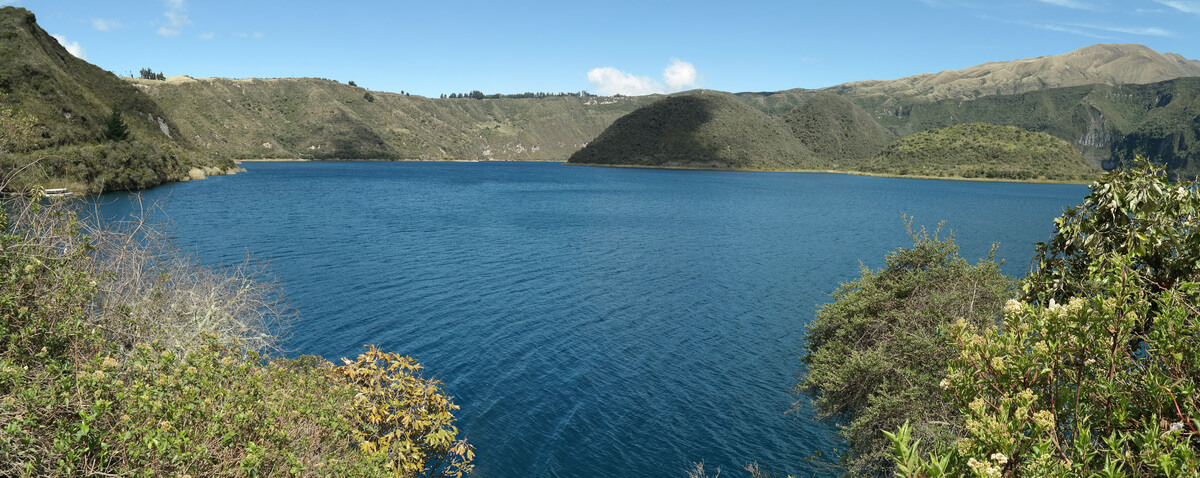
(1003, 299, 1023, 317)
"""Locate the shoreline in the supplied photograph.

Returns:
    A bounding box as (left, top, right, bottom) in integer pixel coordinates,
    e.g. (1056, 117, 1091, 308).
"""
(562, 162, 1095, 185)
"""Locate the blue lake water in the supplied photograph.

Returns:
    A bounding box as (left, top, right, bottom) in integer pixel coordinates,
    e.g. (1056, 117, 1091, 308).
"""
(95, 161, 1088, 477)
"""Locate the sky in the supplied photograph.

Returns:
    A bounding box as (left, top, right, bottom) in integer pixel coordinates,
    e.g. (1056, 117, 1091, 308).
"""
(6, 0, 1200, 98)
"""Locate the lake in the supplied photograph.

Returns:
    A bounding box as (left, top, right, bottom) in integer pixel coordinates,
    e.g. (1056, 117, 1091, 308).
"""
(95, 161, 1088, 477)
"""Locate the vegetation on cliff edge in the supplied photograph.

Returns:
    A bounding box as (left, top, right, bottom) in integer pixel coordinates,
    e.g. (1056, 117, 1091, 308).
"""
(0, 193, 473, 476)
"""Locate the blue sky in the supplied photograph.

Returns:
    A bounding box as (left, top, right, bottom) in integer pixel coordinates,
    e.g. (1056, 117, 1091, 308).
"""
(8, 0, 1200, 97)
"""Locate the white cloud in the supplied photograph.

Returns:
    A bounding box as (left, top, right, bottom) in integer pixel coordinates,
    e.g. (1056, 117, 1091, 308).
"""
(198, 32, 215, 40)
(91, 18, 123, 31)
(982, 15, 1169, 40)
(587, 68, 664, 96)
(1065, 23, 1174, 36)
(51, 34, 86, 60)
(663, 59, 698, 90)
(1154, 0, 1200, 14)
(587, 59, 702, 96)
(1034, 0, 1095, 10)
(158, 0, 190, 37)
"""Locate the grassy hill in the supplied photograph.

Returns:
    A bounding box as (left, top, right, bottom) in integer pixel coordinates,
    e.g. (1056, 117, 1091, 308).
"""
(128, 76, 656, 161)
(864, 123, 1099, 180)
(782, 92, 894, 164)
(566, 91, 820, 170)
(0, 7, 231, 193)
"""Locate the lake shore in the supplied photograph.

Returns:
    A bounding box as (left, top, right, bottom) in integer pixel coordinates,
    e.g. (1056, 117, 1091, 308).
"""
(563, 162, 1095, 185)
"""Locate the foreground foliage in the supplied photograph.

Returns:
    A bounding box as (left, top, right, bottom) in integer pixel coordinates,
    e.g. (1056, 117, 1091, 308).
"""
(0, 197, 472, 476)
(889, 260, 1200, 476)
(796, 221, 1012, 476)
(1024, 156, 1200, 303)
(886, 158, 1200, 476)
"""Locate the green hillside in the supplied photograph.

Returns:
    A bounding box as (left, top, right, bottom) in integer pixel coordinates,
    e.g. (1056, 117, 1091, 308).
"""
(129, 76, 656, 161)
(782, 92, 894, 164)
(864, 123, 1099, 180)
(0, 7, 231, 193)
(855, 77, 1200, 178)
(566, 92, 820, 170)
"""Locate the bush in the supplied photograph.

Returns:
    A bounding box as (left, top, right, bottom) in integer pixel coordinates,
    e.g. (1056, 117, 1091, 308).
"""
(0, 196, 473, 476)
(888, 257, 1200, 476)
(1024, 156, 1200, 304)
(887, 158, 1200, 477)
(334, 345, 474, 477)
(796, 220, 1012, 476)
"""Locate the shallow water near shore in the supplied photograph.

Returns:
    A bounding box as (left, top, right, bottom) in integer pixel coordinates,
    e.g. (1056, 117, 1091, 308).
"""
(94, 161, 1087, 477)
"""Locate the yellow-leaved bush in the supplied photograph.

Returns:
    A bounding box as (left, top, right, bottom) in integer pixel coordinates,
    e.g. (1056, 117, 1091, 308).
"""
(334, 345, 475, 478)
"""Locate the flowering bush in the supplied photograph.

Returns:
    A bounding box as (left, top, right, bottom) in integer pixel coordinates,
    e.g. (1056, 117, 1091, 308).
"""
(887, 254, 1200, 476)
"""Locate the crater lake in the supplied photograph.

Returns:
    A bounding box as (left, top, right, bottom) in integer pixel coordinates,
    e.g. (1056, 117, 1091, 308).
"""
(94, 161, 1088, 477)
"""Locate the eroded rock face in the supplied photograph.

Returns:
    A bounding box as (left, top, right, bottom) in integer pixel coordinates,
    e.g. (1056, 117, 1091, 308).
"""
(1077, 105, 1114, 169)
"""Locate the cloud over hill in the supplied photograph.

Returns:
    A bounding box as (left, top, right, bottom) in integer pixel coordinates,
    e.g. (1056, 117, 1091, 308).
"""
(587, 59, 699, 96)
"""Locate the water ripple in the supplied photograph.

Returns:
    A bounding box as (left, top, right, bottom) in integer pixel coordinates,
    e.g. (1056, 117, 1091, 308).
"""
(92, 162, 1086, 478)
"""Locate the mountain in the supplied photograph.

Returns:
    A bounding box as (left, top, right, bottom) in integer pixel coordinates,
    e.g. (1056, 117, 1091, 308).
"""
(782, 93, 894, 163)
(566, 92, 819, 170)
(0, 7, 231, 193)
(126, 76, 656, 162)
(5, 3, 1200, 189)
(823, 44, 1200, 102)
(863, 123, 1098, 181)
(856, 77, 1200, 177)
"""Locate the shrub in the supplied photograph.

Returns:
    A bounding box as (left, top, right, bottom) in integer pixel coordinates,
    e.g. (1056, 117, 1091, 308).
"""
(1024, 156, 1200, 304)
(888, 256, 1200, 476)
(888, 158, 1200, 477)
(0, 196, 473, 476)
(796, 220, 1012, 476)
(334, 345, 474, 477)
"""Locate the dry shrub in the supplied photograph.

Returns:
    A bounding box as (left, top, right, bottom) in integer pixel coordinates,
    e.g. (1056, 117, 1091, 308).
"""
(82, 197, 291, 353)
(2, 193, 290, 353)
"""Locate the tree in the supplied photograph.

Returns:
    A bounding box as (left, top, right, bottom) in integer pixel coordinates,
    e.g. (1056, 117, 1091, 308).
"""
(348, 80, 357, 87)
(103, 110, 129, 142)
(797, 221, 1012, 476)
(139, 68, 165, 81)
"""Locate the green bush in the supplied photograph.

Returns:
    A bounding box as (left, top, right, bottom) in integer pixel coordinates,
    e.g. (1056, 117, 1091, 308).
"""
(888, 257, 1200, 476)
(1024, 156, 1200, 303)
(796, 220, 1012, 476)
(0, 197, 473, 476)
(887, 158, 1200, 477)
